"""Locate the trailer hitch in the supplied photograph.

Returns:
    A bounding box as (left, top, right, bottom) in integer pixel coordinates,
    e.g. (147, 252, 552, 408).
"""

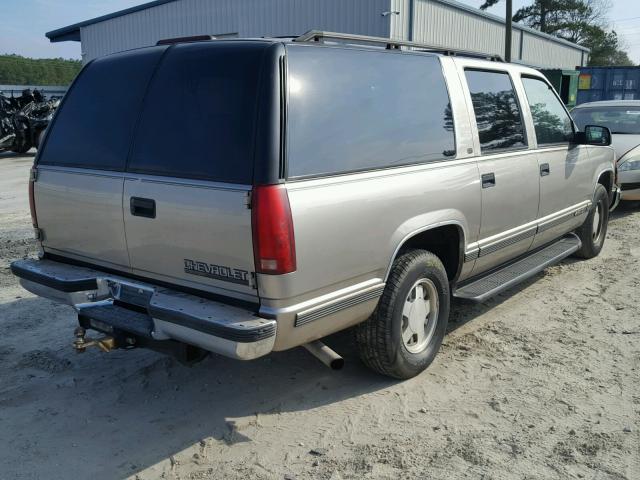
(73, 326, 117, 353)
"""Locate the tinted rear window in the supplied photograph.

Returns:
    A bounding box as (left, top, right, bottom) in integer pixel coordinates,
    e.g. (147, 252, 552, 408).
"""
(286, 45, 455, 178)
(39, 47, 166, 170)
(127, 42, 267, 183)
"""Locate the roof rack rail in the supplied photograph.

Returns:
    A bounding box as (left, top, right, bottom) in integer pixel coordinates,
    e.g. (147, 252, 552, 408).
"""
(293, 30, 504, 62)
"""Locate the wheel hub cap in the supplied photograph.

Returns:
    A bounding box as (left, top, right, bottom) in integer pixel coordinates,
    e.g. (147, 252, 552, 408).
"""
(401, 278, 439, 354)
(592, 203, 602, 241)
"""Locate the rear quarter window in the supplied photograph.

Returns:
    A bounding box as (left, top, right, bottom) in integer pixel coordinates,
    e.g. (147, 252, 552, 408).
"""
(39, 47, 166, 170)
(285, 45, 456, 178)
(127, 42, 267, 184)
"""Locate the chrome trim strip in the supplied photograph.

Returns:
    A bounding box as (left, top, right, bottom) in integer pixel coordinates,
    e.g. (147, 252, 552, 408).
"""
(479, 227, 536, 257)
(469, 200, 591, 259)
(37, 165, 125, 180)
(464, 249, 479, 262)
(124, 174, 250, 192)
(36, 166, 250, 192)
(536, 201, 590, 233)
(295, 284, 385, 327)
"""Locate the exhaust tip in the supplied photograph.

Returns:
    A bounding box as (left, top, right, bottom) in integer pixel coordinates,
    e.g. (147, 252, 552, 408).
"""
(303, 340, 344, 371)
(330, 357, 345, 370)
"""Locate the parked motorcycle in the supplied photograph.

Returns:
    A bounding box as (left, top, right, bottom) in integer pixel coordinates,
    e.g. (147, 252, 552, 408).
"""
(0, 89, 60, 154)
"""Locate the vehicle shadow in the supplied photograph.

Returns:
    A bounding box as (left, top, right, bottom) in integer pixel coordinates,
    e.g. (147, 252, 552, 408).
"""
(448, 274, 542, 334)
(610, 200, 640, 220)
(0, 296, 395, 479)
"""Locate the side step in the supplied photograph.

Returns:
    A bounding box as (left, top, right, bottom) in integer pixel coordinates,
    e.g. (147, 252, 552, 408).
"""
(453, 234, 581, 302)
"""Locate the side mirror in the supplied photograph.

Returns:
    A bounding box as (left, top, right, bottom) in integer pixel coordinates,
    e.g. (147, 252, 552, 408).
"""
(575, 125, 612, 146)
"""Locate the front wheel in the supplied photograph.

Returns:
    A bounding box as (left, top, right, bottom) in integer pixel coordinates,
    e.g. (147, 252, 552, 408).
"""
(574, 184, 609, 259)
(355, 250, 450, 379)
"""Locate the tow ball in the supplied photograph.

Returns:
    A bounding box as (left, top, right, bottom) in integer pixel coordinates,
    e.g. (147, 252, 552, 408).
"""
(73, 326, 117, 353)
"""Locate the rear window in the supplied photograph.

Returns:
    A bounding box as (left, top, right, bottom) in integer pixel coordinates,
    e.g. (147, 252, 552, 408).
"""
(39, 47, 166, 170)
(127, 42, 267, 184)
(285, 45, 455, 178)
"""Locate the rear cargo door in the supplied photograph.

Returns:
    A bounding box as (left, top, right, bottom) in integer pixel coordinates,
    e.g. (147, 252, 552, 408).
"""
(35, 47, 166, 269)
(123, 42, 269, 300)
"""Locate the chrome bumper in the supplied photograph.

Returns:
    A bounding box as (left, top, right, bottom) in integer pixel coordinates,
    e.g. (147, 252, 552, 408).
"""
(10, 258, 276, 360)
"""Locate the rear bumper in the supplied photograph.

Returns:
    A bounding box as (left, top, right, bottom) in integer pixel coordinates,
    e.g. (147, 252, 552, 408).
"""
(10, 258, 276, 360)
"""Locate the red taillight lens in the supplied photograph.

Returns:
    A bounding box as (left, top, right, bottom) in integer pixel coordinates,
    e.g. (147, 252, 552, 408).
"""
(28, 167, 38, 228)
(251, 185, 296, 275)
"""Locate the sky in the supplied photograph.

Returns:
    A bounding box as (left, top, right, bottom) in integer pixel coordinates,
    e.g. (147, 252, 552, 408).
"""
(1, 0, 639, 63)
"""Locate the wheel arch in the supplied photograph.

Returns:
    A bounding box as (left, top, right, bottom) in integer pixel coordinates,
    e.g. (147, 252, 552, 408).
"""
(596, 168, 614, 196)
(385, 222, 466, 284)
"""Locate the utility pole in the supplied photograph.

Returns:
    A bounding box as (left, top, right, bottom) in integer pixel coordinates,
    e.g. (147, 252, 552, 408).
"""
(505, 0, 513, 62)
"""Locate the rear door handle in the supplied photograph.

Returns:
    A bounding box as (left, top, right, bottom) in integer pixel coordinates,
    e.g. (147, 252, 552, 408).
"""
(540, 163, 551, 176)
(130, 197, 156, 218)
(481, 173, 496, 188)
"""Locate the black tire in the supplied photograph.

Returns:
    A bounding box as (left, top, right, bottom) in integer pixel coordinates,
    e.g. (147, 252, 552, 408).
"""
(355, 249, 450, 379)
(574, 184, 609, 259)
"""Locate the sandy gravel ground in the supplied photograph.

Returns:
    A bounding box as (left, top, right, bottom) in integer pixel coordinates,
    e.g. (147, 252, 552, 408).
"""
(0, 152, 638, 480)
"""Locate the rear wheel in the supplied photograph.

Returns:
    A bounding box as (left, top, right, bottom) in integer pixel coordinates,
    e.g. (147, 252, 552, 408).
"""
(355, 250, 450, 379)
(574, 184, 609, 259)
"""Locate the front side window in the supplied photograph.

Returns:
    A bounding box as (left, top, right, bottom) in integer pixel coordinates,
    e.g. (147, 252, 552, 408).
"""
(465, 70, 526, 153)
(521, 77, 574, 145)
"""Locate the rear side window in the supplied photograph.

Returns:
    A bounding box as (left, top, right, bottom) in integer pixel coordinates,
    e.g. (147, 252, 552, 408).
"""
(39, 47, 165, 170)
(465, 70, 526, 153)
(127, 42, 267, 183)
(521, 76, 573, 145)
(286, 45, 455, 178)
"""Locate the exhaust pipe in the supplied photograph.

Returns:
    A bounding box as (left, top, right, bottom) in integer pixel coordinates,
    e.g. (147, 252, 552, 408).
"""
(303, 340, 344, 370)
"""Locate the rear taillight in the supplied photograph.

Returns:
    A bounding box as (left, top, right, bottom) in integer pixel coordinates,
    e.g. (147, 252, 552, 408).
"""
(251, 185, 296, 275)
(28, 166, 38, 228)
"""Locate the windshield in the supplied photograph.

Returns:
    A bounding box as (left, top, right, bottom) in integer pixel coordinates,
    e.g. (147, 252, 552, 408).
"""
(572, 106, 640, 134)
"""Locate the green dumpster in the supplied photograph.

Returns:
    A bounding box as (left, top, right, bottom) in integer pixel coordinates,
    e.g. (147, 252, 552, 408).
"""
(540, 69, 579, 108)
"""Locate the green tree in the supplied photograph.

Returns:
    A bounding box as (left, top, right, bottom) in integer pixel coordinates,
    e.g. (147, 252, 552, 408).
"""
(0, 54, 82, 85)
(478, 0, 635, 66)
(581, 26, 634, 66)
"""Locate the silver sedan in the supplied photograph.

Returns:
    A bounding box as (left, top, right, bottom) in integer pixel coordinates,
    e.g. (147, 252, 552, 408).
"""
(573, 100, 640, 201)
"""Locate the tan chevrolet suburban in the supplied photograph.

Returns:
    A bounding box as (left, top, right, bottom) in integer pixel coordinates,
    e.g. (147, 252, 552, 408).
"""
(11, 31, 616, 379)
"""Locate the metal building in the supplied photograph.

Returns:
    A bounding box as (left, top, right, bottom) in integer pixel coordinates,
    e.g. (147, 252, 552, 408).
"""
(46, 0, 589, 68)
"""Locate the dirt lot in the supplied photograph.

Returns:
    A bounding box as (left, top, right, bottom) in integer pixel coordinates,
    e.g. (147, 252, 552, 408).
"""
(0, 152, 638, 480)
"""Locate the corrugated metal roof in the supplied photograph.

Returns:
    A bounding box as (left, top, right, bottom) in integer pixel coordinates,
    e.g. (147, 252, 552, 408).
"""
(46, 0, 179, 42)
(45, 0, 589, 53)
(429, 0, 589, 52)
